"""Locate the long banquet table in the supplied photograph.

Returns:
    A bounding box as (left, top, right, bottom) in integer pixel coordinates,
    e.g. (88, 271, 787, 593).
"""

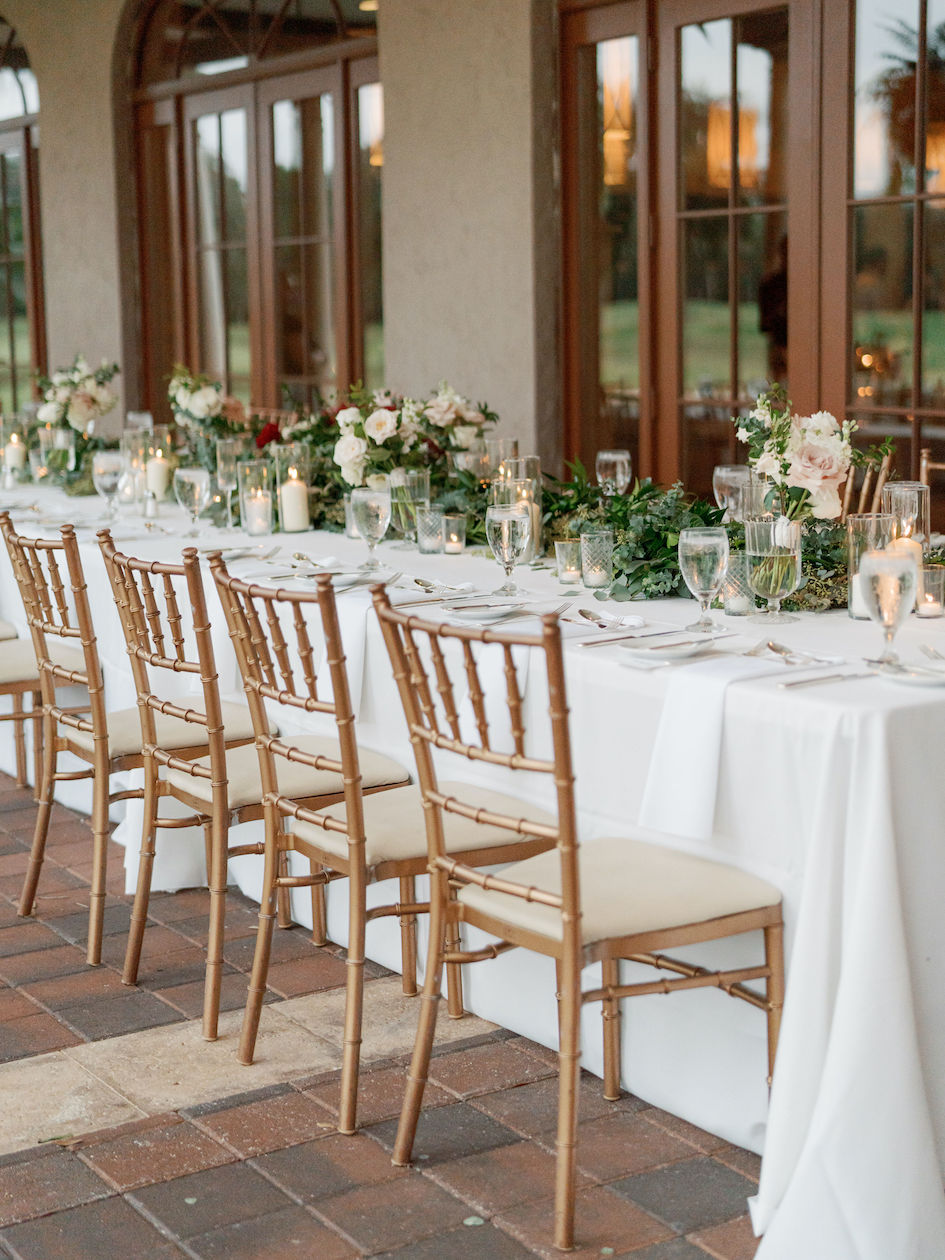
(0, 484, 943, 1258)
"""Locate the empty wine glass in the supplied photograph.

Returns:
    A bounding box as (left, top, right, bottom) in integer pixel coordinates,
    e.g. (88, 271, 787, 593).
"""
(216, 438, 242, 530)
(173, 467, 211, 537)
(859, 548, 918, 662)
(350, 484, 392, 569)
(712, 465, 752, 521)
(595, 449, 631, 496)
(677, 527, 729, 632)
(745, 517, 802, 624)
(486, 502, 531, 595)
(92, 452, 126, 522)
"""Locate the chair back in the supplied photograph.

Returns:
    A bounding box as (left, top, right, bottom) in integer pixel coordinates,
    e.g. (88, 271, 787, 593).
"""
(97, 531, 225, 783)
(920, 448, 945, 487)
(371, 587, 575, 941)
(840, 451, 893, 522)
(0, 515, 103, 742)
(208, 556, 365, 846)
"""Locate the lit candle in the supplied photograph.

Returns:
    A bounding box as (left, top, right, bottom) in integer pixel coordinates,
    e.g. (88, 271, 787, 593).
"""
(917, 592, 943, 618)
(850, 573, 870, 619)
(443, 515, 466, 554)
(4, 434, 25, 471)
(243, 489, 272, 535)
(278, 466, 309, 533)
(889, 536, 924, 607)
(146, 448, 170, 497)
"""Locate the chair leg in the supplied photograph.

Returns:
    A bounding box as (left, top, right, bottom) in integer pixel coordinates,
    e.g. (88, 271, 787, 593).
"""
(398, 875, 418, 997)
(238, 820, 280, 1066)
(122, 759, 159, 985)
(764, 920, 785, 1087)
(392, 871, 447, 1166)
(30, 692, 42, 801)
(338, 847, 367, 1135)
(601, 957, 622, 1101)
(11, 693, 26, 788)
(86, 742, 111, 966)
(553, 954, 581, 1252)
(202, 809, 229, 1041)
(275, 845, 293, 928)
(18, 712, 56, 917)
(444, 910, 464, 1019)
(311, 862, 327, 945)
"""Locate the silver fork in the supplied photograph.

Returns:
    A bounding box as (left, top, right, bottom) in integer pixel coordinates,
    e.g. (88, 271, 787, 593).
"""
(493, 601, 570, 624)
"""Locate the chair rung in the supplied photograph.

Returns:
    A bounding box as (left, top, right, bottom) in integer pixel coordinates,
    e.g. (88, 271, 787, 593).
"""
(53, 769, 94, 782)
(227, 842, 266, 859)
(366, 901, 429, 922)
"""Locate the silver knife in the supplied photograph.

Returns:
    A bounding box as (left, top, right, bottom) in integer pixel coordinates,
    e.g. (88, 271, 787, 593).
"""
(778, 670, 875, 689)
(579, 630, 732, 649)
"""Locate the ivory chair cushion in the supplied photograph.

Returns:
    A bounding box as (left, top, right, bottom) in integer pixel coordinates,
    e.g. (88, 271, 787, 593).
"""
(290, 783, 557, 869)
(165, 734, 410, 811)
(0, 639, 84, 684)
(0, 618, 17, 641)
(68, 700, 274, 760)
(458, 836, 782, 946)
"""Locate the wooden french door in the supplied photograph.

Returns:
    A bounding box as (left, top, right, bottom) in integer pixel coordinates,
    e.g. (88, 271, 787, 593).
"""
(561, 0, 820, 498)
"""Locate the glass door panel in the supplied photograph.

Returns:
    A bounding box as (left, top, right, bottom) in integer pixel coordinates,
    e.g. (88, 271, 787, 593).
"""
(0, 137, 30, 413)
(357, 81, 384, 390)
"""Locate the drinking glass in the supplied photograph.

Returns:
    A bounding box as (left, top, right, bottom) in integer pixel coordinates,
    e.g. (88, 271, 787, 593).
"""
(712, 465, 752, 521)
(92, 451, 125, 522)
(216, 438, 243, 529)
(745, 517, 802, 624)
(881, 482, 930, 549)
(351, 484, 392, 568)
(390, 469, 430, 546)
(580, 529, 614, 590)
(677, 527, 729, 632)
(485, 437, 519, 476)
(173, 467, 211, 536)
(859, 548, 918, 662)
(596, 448, 631, 496)
(486, 502, 531, 595)
(416, 508, 445, 554)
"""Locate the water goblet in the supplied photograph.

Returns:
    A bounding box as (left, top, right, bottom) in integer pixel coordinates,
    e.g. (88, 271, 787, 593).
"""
(173, 467, 211, 537)
(92, 451, 126, 523)
(677, 527, 729, 632)
(485, 502, 531, 595)
(350, 484, 392, 569)
(858, 548, 918, 662)
(595, 449, 631, 496)
(745, 517, 802, 624)
(216, 438, 243, 530)
(712, 465, 752, 521)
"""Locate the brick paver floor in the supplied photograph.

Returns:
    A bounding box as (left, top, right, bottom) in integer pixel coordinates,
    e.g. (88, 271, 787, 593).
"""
(0, 774, 760, 1257)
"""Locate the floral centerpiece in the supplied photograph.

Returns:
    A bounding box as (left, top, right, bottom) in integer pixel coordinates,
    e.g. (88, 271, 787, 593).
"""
(734, 385, 856, 522)
(420, 381, 497, 452)
(331, 386, 423, 487)
(168, 366, 247, 471)
(37, 355, 119, 435)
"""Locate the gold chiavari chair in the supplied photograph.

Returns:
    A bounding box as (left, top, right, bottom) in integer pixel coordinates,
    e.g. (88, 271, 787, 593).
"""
(372, 589, 785, 1253)
(210, 558, 558, 1133)
(920, 448, 945, 488)
(840, 450, 893, 523)
(0, 608, 47, 793)
(98, 534, 411, 1041)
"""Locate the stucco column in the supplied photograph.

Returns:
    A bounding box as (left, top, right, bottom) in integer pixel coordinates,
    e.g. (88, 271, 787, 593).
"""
(379, 0, 561, 472)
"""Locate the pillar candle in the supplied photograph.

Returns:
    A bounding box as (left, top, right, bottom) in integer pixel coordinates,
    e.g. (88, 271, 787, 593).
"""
(146, 450, 170, 497)
(278, 468, 309, 532)
(889, 536, 924, 607)
(243, 490, 272, 535)
(4, 435, 25, 470)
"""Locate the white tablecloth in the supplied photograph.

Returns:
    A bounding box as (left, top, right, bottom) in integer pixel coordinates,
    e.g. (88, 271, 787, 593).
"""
(1, 486, 943, 1257)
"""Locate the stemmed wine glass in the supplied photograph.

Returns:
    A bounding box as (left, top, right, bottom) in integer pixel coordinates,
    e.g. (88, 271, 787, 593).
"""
(711, 465, 752, 522)
(92, 452, 126, 523)
(485, 502, 531, 595)
(859, 548, 918, 663)
(677, 527, 729, 632)
(595, 449, 631, 496)
(745, 517, 802, 623)
(216, 438, 242, 530)
(173, 467, 211, 537)
(350, 484, 392, 569)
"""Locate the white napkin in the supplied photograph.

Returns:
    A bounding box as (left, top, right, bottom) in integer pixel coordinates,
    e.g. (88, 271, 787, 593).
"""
(638, 654, 784, 840)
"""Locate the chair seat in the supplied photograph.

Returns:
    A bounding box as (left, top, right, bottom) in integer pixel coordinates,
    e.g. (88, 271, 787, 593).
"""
(0, 639, 84, 685)
(291, 783, 556, 869)
(458, 836, 782, 946)
(68, 699, 272, 759)
(166, 734, 411, 811)
(0, 618, 17, 641)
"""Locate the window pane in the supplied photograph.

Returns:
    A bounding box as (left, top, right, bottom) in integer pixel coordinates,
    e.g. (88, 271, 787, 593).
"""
(198, 247, 226, 380)
(855, 0, 920, 197)
(739, 212, 787, 394)
(275, 242, 335, 388)
(10, 258, 27, 394)
(0, 262, 12, 415)
(358, 82, 384, 389)
(922, 200, 945, 406)
(681, 20, 731, 210)
(226, 247, 250, 400)
(736, 11, 788, 206)
(272, 99, 302, 239)
(300, 94, 333, 239)
(194, 114, 222, 247)
(4, 149, 23, 255)
(926, 0, 945, 192)
(851, 202, 914, 405)
(682, 216, 729, 396)
(220, 109, 247, 241)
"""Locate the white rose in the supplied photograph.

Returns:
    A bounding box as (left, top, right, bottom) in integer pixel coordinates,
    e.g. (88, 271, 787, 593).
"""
(451, 424, 480, 449)
(174, 386, 192, 411)
(55, 385, 72, 405)
(67, 391, 96, 431)
(736, 426, 750, 444)
(339, 459, 365, 487)
(192, 385, 222, 419)
(336, 406, 362, 434)
(363, 408, 398, 445)
(754, 450, 783, 483)
(365, 473, 389, 490)
(37, 401, 61, 425)
(804, 410, 839, 436)
(334, 433, 368, 468)
(808, 483, 843, 520)
(424, 396, 457, 428)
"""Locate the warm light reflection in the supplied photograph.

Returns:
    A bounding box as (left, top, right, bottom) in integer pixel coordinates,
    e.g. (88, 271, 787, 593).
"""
(706, 103, 759, 189)
(599, 40, 633, 188)
(359, 82, 384, 167)
(927, 124, 945, 194)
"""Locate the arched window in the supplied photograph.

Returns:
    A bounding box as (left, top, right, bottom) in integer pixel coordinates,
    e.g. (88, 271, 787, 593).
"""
(133, 0, 382, 415)
(0, 18, 43, 415)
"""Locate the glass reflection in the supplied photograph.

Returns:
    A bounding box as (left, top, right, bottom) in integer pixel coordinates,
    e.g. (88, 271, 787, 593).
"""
(923, 200, 945, 406)
(358, 82, 384, 388)
(273, 99, 301, 239)
(740, 212, 788, 391)
(855, 0, 919, 197)
(736, 11, 788, 205)
(681, 20, 731, 210)
(851, 202, 914, 405)
(194, 115, 222, 247)
(926, 0, 945, 192)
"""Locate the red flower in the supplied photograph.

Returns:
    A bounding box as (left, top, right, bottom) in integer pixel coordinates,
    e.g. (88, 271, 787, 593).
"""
(256, 421, 280, 449)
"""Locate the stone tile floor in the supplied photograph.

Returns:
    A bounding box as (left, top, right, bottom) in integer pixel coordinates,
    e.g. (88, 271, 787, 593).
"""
(0, 775, 760, 1257)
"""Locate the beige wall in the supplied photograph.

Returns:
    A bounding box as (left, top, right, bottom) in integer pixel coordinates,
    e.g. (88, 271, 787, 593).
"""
(5, 0, 129, 430)
(380, 0, 560, 471)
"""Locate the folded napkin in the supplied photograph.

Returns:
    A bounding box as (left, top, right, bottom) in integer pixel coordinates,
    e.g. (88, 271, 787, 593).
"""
(637, 654, 784, 841)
